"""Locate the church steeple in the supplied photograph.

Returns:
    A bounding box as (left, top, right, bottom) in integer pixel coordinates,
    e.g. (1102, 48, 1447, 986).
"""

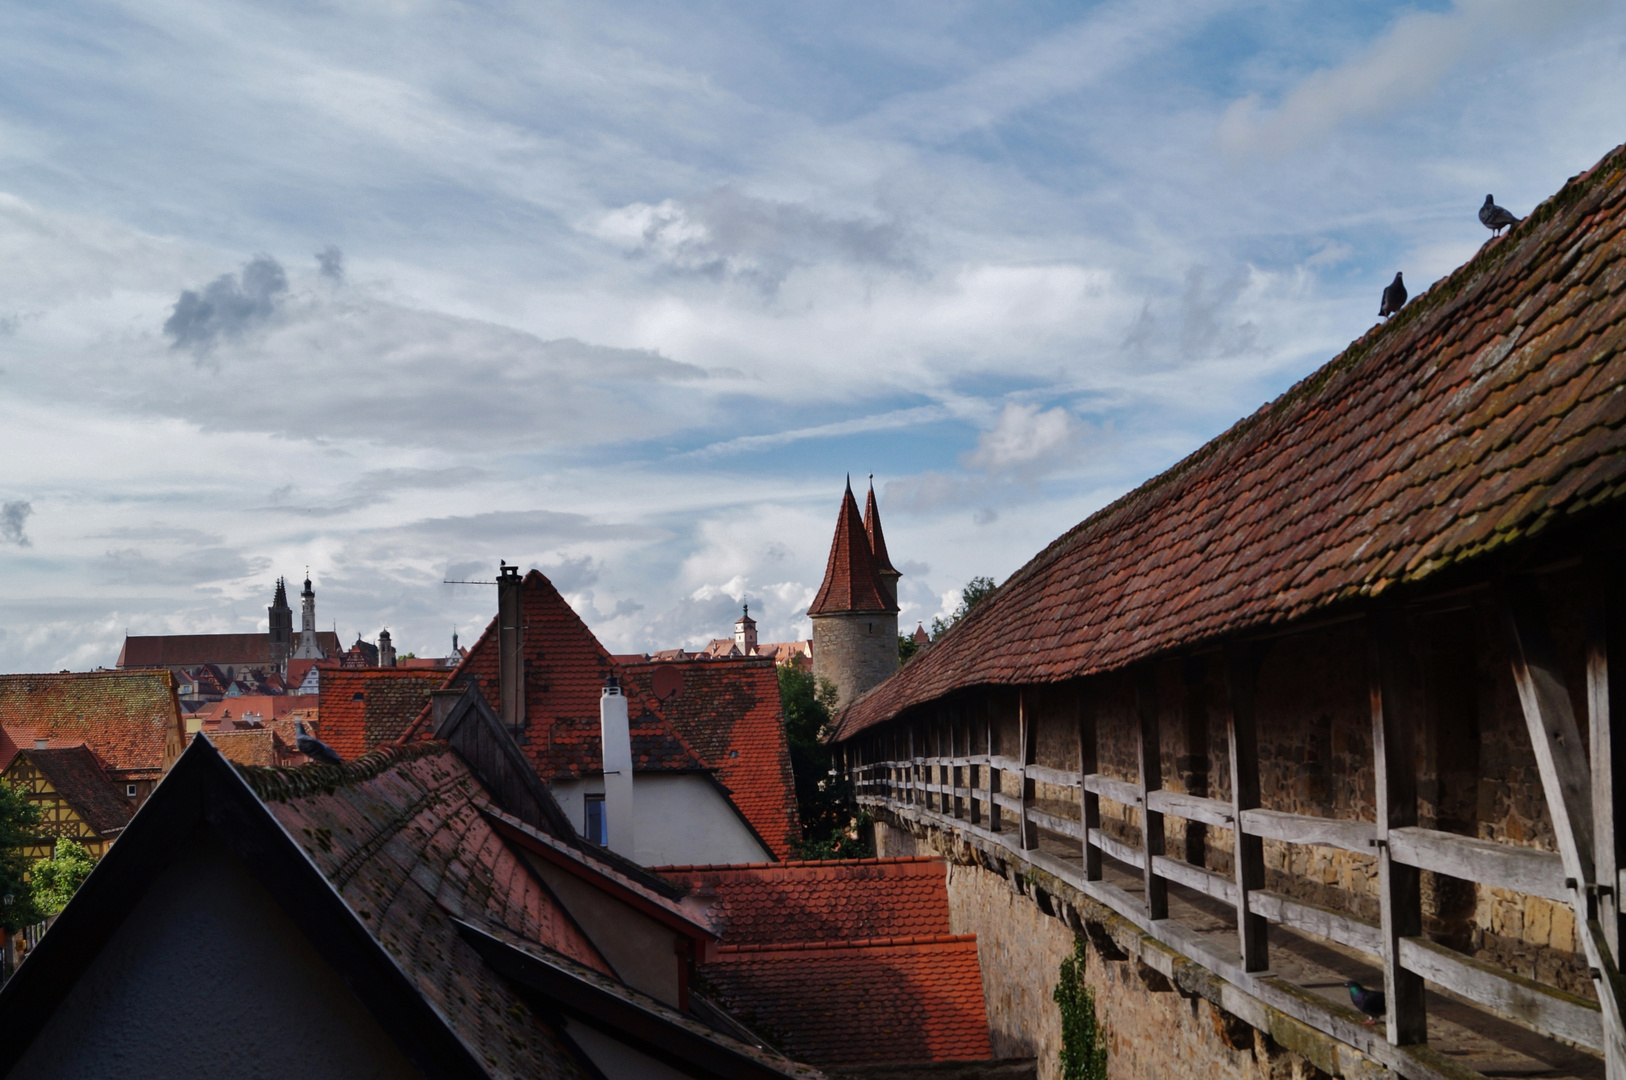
(292, 573, 324, 660)
(268, 578, 293, 671)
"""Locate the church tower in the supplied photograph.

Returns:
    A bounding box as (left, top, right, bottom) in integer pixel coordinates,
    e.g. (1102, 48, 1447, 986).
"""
(809, 477, 900, 709)
(292, 575, 325, 660)
(734, 605, 758, 655)
(268, 578, 293, 672)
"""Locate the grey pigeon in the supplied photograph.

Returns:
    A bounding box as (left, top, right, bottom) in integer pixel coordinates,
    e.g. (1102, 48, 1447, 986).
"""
(1480, 194, 1520, 236)
(1379, 272, 1406, 318)
(1344, 980, 1386, 1026)
(294, 720, 343, 766)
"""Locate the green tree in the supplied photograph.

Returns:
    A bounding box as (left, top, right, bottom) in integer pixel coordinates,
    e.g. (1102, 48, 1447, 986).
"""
(898, 633, 921, 665)
(30, 838, 96, 916)
(930, 575, 997, 640)
(0, 782, 45, 931)
(777, 664, 872, 860)
(1053, 936, 1108, 1080)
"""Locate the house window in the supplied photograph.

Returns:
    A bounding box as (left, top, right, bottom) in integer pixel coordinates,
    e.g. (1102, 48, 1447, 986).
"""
(584, 794, 607, 846)
(126, 785, 138, 798)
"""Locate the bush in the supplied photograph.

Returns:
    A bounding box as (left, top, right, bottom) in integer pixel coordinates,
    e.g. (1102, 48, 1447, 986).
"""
(0, 783, 45, 930)
(1054, 936, 1107, 1080)
(778, 664, 873, 860)
(31, 838, 97, 916)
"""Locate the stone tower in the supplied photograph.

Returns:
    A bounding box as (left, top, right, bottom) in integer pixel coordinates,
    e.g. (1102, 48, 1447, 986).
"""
(809, 477, 899, 709)
(292, 575, 325, 660)
(268, 578, 293, 672)
(378, 628, 396, 668)
(734, 605, 758, 655)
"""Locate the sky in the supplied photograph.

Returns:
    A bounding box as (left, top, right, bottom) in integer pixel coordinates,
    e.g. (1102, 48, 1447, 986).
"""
(1, 0, 1624, 671)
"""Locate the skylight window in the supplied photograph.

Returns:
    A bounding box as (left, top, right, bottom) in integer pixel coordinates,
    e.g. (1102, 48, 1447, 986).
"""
(584, 794, 607, 846)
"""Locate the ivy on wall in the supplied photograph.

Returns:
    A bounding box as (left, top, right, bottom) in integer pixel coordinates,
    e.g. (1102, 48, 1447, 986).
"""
(1054, 935, 1108, 1080)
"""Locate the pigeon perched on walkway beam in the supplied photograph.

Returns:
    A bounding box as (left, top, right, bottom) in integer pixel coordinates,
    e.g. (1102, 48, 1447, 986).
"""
(1480, 194, 1520, 236)
(1380, 272, 1407, 318)
(295, 720, 343, 766)
(1343, 980, 1386, 1026)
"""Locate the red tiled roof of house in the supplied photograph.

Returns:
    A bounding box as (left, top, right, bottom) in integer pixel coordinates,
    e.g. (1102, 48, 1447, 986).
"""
(863, 482, 897, 578)
(116, 631, 340, 668)
(699, 935, 991, 1067)
(0, 670, 182, 780)
(657, 857, 949, 944)
(238, 741, 613, 1075)
(405, 570, 708, 781)
(318, 668, 444, 761)
(621, 658, 800, 859)
(194, 695, 316, 728)
(809, 481, 896, 616)
(195, 728, 296, 767)
(837, 140, 1626, 740)
(15, 746, 133, 837)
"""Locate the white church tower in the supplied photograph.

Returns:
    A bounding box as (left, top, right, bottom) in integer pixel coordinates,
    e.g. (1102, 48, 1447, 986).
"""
(292, 575, 325, 660)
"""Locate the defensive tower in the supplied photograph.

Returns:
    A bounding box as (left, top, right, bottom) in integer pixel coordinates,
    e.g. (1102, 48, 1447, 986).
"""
(809, 477, 899, 708)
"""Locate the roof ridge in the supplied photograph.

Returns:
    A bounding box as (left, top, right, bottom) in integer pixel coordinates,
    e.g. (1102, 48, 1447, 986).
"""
(714, 933, 975, 955)
(653, 854, 943, 873)
(234, 739, 451, 802)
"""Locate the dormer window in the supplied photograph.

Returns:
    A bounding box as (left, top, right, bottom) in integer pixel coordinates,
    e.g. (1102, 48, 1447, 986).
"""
(126, 785, 137, 798)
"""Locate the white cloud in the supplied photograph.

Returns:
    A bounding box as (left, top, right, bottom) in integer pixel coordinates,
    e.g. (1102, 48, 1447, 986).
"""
(962, 403, 1083, 476)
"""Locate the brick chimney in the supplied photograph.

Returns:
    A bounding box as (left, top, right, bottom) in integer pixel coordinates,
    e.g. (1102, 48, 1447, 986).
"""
(599, 673, 635, 856)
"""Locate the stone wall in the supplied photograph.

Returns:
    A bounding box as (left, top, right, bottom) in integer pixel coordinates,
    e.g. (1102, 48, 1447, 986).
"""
(875, 821, 1343, 1080)
(814, 611, 900, 709)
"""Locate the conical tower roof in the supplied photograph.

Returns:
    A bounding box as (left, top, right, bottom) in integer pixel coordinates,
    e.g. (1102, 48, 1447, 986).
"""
(863, 478, 899, 579)
(810, 478, 897, 615)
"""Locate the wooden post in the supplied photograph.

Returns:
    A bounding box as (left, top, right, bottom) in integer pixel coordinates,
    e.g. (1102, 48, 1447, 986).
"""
(1079, 683, 1102, 881)
(1225, 643, 1268, 972)
(953, 705, 966, 820)
(908, 724, 918, 807)
(1136, 668, 1168, 920)
(1181, 657, 1211, 867)
(1370, 608, 1426, 1045)
(1504, 579, 1626, 1073)
(986, 698, 1001, 834)
(935, 715, 946, 814)
(1586, 564, 1624, 965)
(969, 702, 983, 826)
(1019, 689, 1039, 850)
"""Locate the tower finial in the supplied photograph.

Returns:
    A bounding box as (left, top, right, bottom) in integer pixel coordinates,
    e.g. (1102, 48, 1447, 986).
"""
(845, 473, 852, 493)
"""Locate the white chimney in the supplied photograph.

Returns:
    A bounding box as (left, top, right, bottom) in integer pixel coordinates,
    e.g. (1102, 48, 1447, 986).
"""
(599, 674, 635, 856)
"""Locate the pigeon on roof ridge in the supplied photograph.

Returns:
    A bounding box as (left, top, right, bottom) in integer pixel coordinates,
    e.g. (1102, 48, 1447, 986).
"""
(294, 719, 343, 766)
(1480, 194, 1521, 236)
(1379, 272, 1406, 318)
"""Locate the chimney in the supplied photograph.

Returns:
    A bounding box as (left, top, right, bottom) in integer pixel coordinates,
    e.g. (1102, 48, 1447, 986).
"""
(599, 673, 635, 856)
(497, 563, 525, 738)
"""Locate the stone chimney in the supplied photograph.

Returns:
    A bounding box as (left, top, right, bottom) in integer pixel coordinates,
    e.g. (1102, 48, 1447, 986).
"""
(378, 628, 396, 668)
(599, 673, 635, 856)
(497, 564, 524, 737)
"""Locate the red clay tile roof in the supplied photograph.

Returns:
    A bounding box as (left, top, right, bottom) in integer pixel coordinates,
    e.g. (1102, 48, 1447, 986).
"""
(13, 746, 133, 836)
(117, 631, 340, 668)
(237, 741, 607, 1077)
(836, 140, 1626, 740)
(621, 658, 801, 859)
(863, 483, 898, 579)
(657, 857, 950, 945)
(198, 729, 295, 767)
(0, 670, 181, 780)
(195, 695, 316, 727)
(809, 482, 896, 616)
(409, 570, 708, 781)
(699, 935, 991, 1067)
(318, 668, 444, 761)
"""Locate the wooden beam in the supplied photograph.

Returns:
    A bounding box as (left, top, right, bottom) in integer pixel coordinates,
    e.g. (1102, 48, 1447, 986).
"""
(1225, 643, 1268, 972)
(1397, 936, 1603, 1052)
(1181, 656, 1211, 866)
(1083, 773, 1144, 807)
(1585, 560, 1624, 966)
(1386, 826, 1567, 901)
(1021, 692, 1034, 852)
(952, 705, 966, 820)
(1239, 809, 1376, 854)
(1145, 789, 1234, 828)
(1079, 683, 1102, 881)
(969, 702, 982, 826)
(1369, 608, 1426, 1045)
(1502, 578, 1626, 1075)
(986, 698, 1001, 834)
(1137, 668, 1168, 920)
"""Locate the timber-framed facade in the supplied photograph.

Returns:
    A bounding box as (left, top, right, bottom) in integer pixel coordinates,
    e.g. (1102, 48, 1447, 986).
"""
(833, 142, 1626, 1080)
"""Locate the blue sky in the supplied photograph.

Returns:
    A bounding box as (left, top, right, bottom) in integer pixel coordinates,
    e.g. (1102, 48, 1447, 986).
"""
(1, 0, 1623, 669)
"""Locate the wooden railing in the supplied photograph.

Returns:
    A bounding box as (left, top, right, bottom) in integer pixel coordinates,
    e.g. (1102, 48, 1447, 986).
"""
(853, 753, 1600, 1058)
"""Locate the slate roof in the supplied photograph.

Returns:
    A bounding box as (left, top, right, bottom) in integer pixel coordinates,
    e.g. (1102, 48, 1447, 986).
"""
(836, 140, 1626, 740)
(0, 670, 181, 780)
(698, 936, 991, 1067)
(411, 570, 708, 781)
(809, 482, 896, 616)
(117, 631, 341, 668)
(318, 668, 444, 761)
(14, 746, 133, 836)
(621, 657, 801, 859)
(656, 857, 950, 944)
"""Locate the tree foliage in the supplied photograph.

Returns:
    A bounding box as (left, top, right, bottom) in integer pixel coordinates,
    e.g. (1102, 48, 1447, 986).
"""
(0, 783, 45, 930)
(1053, 936, 1108, 1080)
(31, 838, 96, 916)
(898, 633, 921, 665)
(930, 575, 996, 640)
(777, 664, 872, 860)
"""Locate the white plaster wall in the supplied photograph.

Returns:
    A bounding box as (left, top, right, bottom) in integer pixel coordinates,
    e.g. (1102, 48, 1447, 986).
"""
(553, 772, 769, 866)
(8, 829, 423, 1080)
